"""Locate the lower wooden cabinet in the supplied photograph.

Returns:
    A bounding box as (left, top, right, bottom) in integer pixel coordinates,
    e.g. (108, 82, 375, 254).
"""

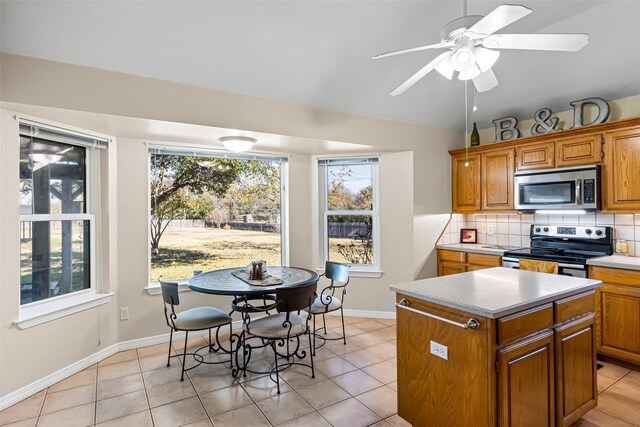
(554, 315, 597, 427)
(498, 331, 555, 427)
(589, 266, 640, 364)
(397, 292, 597, 427)
(437, 249, 502, 276)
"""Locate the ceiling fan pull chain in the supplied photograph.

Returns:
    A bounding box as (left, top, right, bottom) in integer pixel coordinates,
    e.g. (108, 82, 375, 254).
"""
(464, 78, 469, 167)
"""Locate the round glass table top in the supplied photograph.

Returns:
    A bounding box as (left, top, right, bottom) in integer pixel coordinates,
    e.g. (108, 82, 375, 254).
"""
(187, 266, 319, 296)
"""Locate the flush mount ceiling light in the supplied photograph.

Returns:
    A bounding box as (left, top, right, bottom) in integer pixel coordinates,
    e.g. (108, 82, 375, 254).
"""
(219, 136, 256, 153)
(373, 3, 588, 95)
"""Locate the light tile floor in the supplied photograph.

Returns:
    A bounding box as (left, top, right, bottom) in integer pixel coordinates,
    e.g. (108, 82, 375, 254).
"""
(0, 316, 638, 427)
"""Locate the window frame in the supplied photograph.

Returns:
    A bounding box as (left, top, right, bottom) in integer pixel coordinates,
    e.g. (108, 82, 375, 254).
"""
(319, 157, 381, 274)
(15, 119, 112, 329)
(146, 145, 290, 288)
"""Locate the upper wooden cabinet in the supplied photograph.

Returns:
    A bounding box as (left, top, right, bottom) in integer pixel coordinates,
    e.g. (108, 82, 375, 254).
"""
(602, 126, 640, 212)
(516, 141, 555, 171)
(556, 134, 603, 167)
(482, 148, 515, 211)
(452, 153, 481, 213)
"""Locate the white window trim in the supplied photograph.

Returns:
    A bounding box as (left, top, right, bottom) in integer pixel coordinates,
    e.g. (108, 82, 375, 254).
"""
(14, 292, 113, 329)
(17, 128, 105, 325)
(147, 145, 289, 286)
(319, 158, 381, 274)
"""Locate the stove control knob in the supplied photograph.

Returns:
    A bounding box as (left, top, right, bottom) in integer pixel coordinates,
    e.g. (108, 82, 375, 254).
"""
(595, 229, 603, 236)
(535, 227, 541, 232)
(585, 228, 593, 235)
(543, 227, 549, 232)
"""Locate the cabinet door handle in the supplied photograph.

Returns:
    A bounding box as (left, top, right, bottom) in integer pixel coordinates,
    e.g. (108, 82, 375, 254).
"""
(395, 298, 481, 330)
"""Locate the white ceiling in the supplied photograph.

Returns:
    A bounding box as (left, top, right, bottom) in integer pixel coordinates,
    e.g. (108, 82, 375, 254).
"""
(2, 1, 639, 131)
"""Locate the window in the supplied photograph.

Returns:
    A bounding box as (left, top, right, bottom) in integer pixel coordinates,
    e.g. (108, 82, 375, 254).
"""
(319, 157, 379, 271)
(19, 122, 106, 306)
(149, 147, 288, 282)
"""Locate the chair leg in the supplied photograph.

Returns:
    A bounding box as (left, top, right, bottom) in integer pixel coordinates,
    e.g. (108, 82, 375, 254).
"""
(340, 307, 346, 345)
(272, 341, 280, 394)
(167, 329, 173, 367)
(228, 322, 233, 370)
(181, 331, 189, 381)
(322, 313, 327, 335)
(307, 329, 315, 379)
(312, 314, 316, 356)
(208, 328, 212, 352)
(242, 332, 247, 378)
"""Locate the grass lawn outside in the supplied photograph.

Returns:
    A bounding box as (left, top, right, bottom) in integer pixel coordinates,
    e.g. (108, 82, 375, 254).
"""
(150, 226, 369, 281)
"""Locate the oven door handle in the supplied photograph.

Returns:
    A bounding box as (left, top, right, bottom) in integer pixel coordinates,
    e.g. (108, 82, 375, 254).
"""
(576, 179, 582, 205)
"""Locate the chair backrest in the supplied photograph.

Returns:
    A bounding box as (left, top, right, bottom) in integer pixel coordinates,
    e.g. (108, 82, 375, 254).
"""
(275, 282, 318, 313)
(325, 261, 350, 286)
(159, 277, 180, 307)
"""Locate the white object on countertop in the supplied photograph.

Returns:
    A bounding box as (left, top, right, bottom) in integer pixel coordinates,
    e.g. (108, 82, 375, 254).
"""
(390, 267, 601, 319)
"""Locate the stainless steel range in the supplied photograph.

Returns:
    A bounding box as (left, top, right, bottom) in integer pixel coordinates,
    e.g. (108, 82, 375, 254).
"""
(503, 224, 613, 278)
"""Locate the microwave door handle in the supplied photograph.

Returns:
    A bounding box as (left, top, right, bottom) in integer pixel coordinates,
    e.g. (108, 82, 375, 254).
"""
(575, 179, 582, 205)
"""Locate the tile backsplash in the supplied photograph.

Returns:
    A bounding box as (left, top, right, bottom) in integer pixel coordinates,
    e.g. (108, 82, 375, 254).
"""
(439, 213, 640, 257)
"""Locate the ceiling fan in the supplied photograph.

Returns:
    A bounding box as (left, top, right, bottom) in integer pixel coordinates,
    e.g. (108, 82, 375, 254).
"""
(374, 4, 588, 95)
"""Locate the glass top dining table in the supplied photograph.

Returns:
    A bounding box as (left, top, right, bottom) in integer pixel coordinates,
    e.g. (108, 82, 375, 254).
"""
(187, 266, 319, 297)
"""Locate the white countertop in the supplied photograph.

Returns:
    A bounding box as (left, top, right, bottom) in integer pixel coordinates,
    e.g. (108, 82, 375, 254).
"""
(436, 243, 522, 256)
(389, 267, 601, 319)
(587, 255, 640, 271)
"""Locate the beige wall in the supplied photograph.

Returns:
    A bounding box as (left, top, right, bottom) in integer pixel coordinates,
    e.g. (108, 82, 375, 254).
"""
(477, 94, 640, 143)
(0, 52, 460, 398)
(0, 110, 119, 397)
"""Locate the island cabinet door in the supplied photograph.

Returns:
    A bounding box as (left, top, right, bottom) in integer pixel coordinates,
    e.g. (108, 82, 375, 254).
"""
(498, 330, 555, 427)
(554, 314, 597, 427)
(396, 295, 493, 427)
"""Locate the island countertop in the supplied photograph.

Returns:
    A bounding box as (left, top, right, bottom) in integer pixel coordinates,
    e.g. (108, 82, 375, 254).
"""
(390, 267, 601, 319)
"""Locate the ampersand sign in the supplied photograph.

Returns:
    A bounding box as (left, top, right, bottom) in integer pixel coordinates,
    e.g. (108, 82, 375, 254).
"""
(531, 108, 561, 135)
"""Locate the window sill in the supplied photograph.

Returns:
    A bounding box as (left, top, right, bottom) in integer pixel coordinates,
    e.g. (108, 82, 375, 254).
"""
(15, 292, 114, 330)
(146, 280, 191, 295)
(316, 268, 383, 279)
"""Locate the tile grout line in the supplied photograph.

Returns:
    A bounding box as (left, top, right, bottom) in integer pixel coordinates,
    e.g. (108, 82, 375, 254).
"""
(136, 350, 155, 427)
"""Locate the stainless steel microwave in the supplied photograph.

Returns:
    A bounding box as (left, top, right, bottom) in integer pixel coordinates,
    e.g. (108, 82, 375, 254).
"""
(514, 165, 600, 211)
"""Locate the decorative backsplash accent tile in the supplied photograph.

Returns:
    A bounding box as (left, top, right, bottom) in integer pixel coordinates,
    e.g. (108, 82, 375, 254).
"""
(438, 213, 640, 257)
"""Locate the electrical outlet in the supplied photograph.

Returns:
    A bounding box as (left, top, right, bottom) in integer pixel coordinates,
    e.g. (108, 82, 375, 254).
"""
(487, 224, 495, 235)
(430, 340, 448, 360)
(480, 224, 487, 234)
(120, 307, 129, 320)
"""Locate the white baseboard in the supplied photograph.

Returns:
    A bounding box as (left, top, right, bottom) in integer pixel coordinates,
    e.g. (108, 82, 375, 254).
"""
(329, 309, 396, 320)
(0, 344, 118, 411)
(0, 312, 393, 410)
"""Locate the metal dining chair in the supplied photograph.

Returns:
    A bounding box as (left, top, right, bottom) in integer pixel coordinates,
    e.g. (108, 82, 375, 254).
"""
(310, 261, 350, 354)
(235, 282, 317, 394)
(159, 277, 233, 381)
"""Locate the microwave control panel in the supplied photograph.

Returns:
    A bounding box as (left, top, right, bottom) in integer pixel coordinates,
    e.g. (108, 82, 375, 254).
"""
(583, 179, 595, 203)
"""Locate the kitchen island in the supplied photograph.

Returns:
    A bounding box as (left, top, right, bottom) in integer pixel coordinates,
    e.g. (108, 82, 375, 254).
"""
(390, 267, 601, 427)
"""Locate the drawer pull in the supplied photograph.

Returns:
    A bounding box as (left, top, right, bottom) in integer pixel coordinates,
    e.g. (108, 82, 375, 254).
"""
(395, 298, 480, 330)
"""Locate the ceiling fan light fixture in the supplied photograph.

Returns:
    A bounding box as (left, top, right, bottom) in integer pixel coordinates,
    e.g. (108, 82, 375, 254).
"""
(219, 136, 256, 153)
(475, 47, 500, 72)
(458, 64, 481, 81)
(435, 57, 455, 79)
(450, 46, 476, 71)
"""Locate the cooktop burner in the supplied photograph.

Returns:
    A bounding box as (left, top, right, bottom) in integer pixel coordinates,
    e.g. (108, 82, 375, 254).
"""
(503, 247, 606, 265)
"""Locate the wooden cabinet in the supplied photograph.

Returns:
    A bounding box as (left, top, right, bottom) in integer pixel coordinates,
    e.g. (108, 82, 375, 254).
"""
(589, 266, 640, 364)
(516, 141, 555, 171)
(452, 153, 482, 213)
(437, 250, 501, 276)
(498, 331, 555, 427)
(555, 134, 602, 167)
(396, 290, 597, 427)
(554, 314, 597, 427)
(482, 148, 515, 211)
(602, 126, 640, 212)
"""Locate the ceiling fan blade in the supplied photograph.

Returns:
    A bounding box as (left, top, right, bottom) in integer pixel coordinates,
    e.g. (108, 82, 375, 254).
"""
(373, 42, 453, 60)
(482, 33, 588, 51)
(466, 5, 532, 37)
(390, 51, 452, 96)
(472, 69, 499, 92)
